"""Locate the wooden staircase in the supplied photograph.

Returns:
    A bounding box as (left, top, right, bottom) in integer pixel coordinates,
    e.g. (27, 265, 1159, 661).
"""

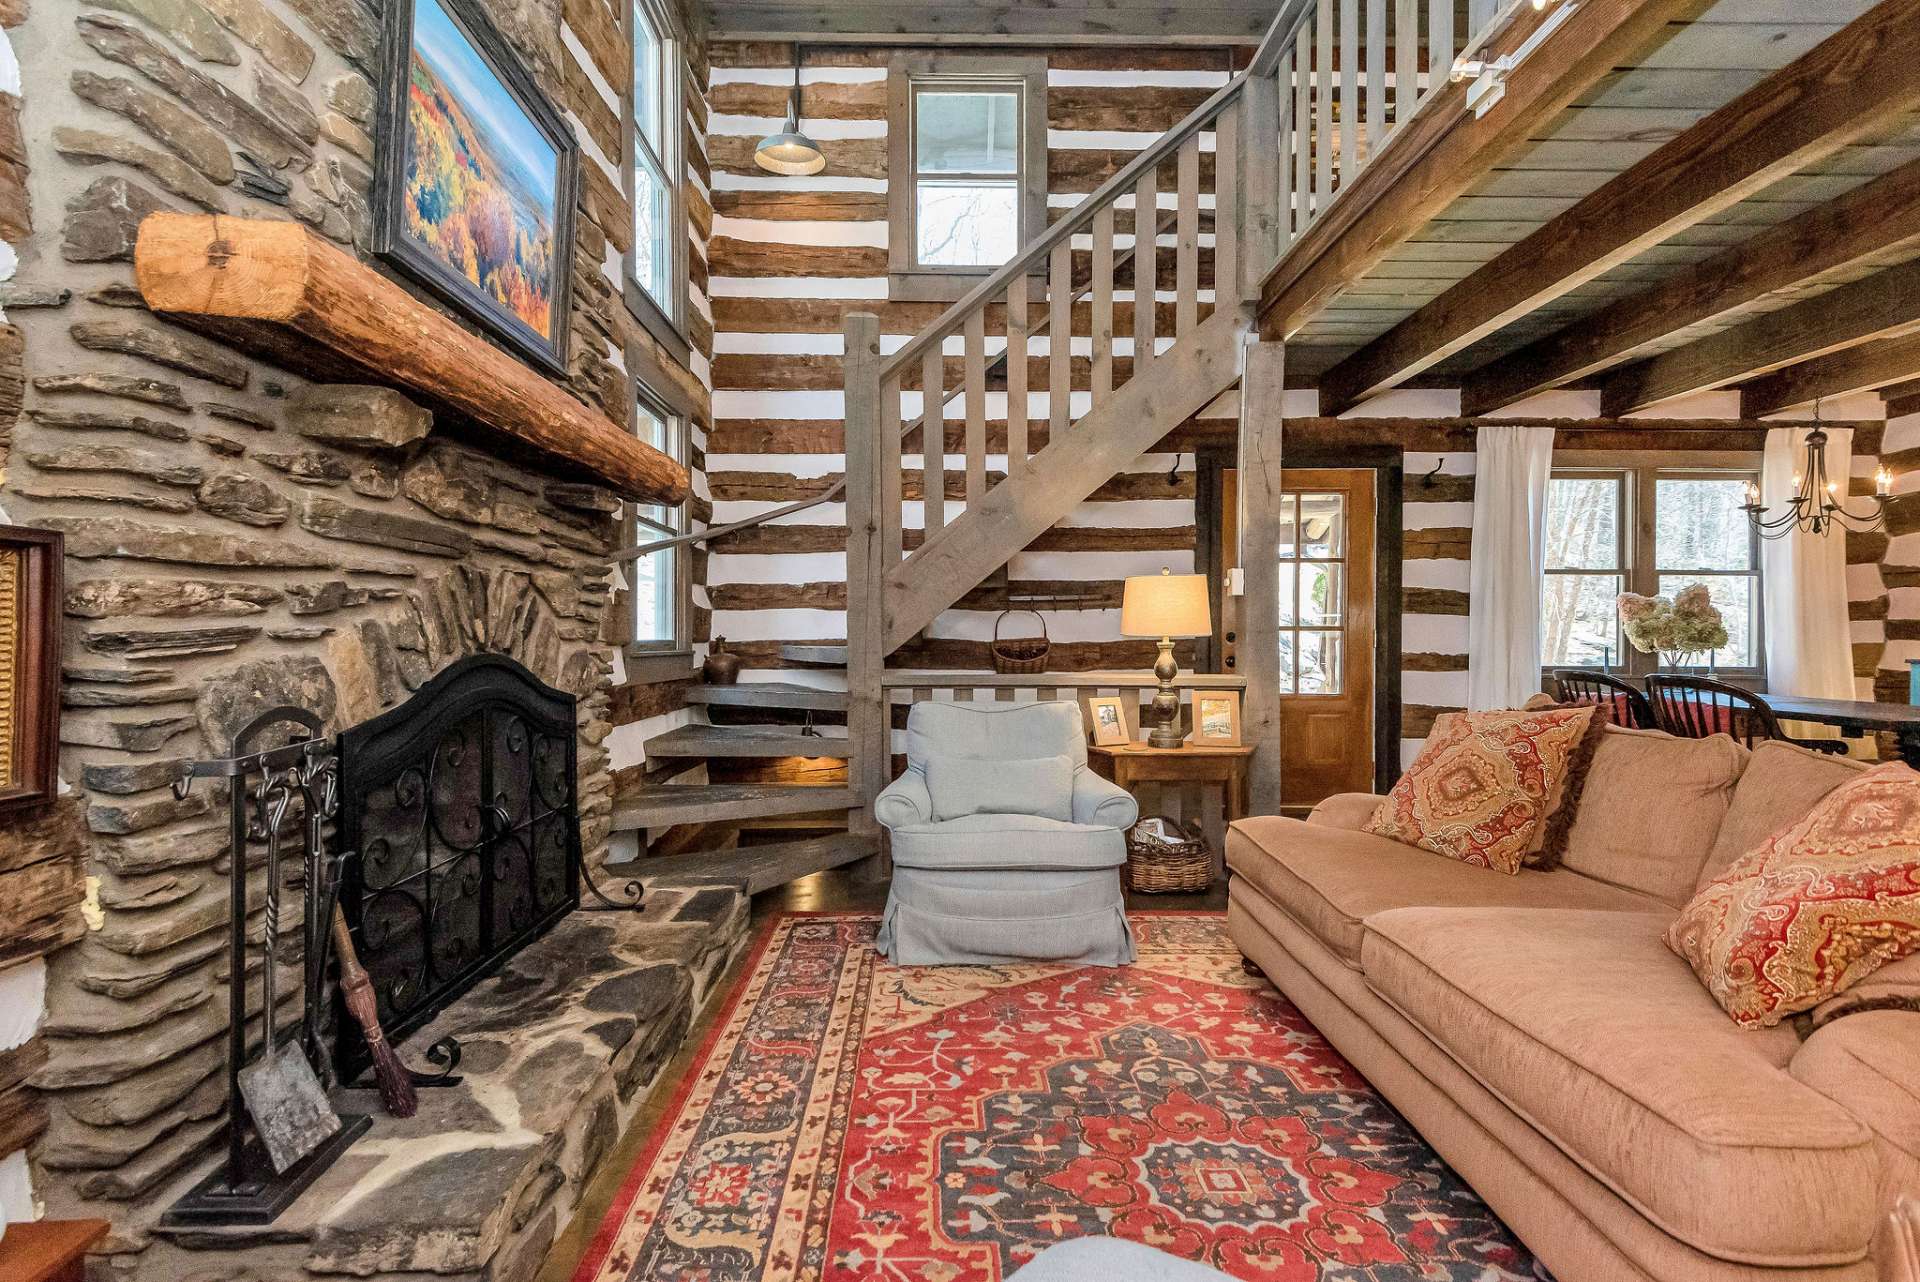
(611, 0, 1510, 894)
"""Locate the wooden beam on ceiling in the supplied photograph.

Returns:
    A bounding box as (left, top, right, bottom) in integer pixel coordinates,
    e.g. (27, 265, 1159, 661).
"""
(1461, 157, 1920, 416)
(1739, 331, 1920, 419)
(1313, 0, 1920, 416)
(1257, 0, 1694, 342)
(704, 4, 1272, 44)
(1599, 257, 1920, 416)
(1882, 376, 1920, 420)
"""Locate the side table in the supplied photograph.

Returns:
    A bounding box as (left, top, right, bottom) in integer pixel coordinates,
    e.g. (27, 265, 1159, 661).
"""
(0, 1219, 109, 1282)
(1087, 743, 1255, 884)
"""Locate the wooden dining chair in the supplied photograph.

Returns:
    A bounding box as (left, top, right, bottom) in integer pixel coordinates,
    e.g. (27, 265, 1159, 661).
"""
(1644, 675, 1849, 755)
(1550, 669, 1656, 730)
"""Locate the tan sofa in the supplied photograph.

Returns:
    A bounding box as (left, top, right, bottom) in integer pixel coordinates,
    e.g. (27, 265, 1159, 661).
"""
(1227, 727, 1920, 1282)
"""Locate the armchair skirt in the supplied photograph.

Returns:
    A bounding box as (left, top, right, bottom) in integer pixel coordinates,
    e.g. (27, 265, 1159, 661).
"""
(874, 701, 1139, 966)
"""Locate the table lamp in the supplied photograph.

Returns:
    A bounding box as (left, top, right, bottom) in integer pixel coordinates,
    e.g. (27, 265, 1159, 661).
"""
(1120, 568, 1212, 749)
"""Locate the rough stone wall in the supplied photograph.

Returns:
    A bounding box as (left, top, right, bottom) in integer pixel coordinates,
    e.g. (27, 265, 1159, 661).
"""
(0, 0, 709, 1258)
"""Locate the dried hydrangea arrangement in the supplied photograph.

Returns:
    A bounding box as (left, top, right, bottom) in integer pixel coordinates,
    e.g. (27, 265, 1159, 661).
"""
(1616, 585, 1730, 665)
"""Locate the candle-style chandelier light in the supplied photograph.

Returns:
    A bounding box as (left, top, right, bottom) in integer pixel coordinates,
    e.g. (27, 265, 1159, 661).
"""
(1741, 400, 1892, 539)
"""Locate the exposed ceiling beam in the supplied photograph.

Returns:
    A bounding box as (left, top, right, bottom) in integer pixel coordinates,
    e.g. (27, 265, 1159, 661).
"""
(1461, 158, 1920, 416)
(1257, 0, 1694, 341)
(704, 5, 1271, 44)
(1739, 331, 1920, 419)
(1598, 258, 1920, 416)
(1882, 376, 1920, 420)
(1314, 0, 1920, 416)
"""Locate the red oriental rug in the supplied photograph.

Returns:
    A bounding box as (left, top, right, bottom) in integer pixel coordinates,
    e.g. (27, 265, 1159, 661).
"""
(573, 913, 1542, 1282)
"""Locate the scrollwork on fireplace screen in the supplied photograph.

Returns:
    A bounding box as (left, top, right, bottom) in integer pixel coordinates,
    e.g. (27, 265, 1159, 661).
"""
(332, 654, 586, 1085)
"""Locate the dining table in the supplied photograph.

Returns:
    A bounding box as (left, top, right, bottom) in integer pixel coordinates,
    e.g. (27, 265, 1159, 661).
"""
(1760, 693, 1920, 767)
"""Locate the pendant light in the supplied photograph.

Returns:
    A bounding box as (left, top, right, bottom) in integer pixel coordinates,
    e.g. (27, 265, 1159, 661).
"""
(755, 43, 826, 176)
(1740, 398, 1892, 539)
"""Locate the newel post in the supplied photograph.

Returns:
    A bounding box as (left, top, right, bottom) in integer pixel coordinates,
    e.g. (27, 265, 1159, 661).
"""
(843, 313, 892, 869)
(1239, 70, 1282, 303)
(1239, 337, 1286, 815)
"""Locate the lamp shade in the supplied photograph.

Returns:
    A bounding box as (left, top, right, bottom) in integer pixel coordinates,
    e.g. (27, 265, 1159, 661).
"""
(1120, 570, 1211, 638)
(754, 127, 826, 175)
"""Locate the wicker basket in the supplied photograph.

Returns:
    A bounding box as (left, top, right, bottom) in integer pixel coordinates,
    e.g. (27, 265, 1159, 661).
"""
(991, 609, 1051, 674)
(1124, 816, 1212, 894)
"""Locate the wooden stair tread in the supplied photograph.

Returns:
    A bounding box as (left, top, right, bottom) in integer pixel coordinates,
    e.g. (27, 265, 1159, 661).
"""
(612, 783, 857, 828)
(688, 682, 848, 711)
(634, 832, 876, 895)
(779, 644, 848, 666)
(644, 724, 852, 759)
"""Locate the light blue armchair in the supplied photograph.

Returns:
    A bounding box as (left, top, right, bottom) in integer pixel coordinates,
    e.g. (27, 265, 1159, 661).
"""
(874, 700, 1138, 966)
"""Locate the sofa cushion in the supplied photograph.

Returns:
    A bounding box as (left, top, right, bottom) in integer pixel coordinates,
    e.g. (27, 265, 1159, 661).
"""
(1225, 815, 1669, 968)
(1360, 906, 1880, 1267)
(1560, 726, 1746, 905)
(889, 812, 1128, 872)
(1363, 706, 1605, 874)
(1699, 739, 1870, 888)
(1791, 1010, 1920, 1215)
(1668, 761, 1920, 1028)
(925, 752, 1072, 822)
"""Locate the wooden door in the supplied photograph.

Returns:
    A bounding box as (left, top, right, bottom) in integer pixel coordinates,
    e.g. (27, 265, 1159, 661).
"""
(1223, 468, 1377, 810)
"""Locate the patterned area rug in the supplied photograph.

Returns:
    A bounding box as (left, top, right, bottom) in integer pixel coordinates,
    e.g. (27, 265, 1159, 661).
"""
(574, 913, 1541, 1282)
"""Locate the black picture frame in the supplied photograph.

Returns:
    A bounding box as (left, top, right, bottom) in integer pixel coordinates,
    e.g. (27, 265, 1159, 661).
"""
(371, 0, 579, 376)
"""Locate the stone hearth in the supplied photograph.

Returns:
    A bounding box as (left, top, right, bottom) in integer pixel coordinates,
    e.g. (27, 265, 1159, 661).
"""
(128, 884, 749, 1282)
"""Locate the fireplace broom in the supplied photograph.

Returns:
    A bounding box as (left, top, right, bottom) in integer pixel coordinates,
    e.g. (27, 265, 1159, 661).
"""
(330, 906, 418, 1119)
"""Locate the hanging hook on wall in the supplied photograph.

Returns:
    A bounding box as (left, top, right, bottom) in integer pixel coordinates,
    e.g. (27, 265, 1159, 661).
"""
(1168, 452, 1184, 487)
(1420, 457, 1445, 488)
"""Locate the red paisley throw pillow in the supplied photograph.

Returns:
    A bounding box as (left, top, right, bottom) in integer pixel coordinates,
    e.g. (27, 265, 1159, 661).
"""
(1363, 706, 1603, 875)
(1667, 761, 1920, 1029)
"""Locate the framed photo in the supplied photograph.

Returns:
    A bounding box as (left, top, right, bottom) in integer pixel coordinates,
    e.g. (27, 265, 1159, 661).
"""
(373, 0, 579, 375)
(0, 526, 61, 814)
(1087, 696, 1130, 747)
(1191, 690, 1242, 747)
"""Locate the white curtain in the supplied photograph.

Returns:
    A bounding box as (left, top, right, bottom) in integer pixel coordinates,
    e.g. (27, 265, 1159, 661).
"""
(1761, 426, 1856, 703)
(1467, 425, 1556, 710)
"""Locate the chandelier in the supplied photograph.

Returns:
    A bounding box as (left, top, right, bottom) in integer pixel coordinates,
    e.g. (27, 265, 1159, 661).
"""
(1741, 403, 1891, 539)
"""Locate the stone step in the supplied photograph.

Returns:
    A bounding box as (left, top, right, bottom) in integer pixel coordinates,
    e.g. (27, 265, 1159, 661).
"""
(643, 724, 852, 760)
(779, 644, 848, 666)
(632, 832, 878, 895)
(686, 682, 848, 713)
(611, 782, 858, 829)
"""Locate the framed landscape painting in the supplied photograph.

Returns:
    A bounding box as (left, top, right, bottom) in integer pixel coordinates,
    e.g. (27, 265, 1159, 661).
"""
(373, 0, 578, 374)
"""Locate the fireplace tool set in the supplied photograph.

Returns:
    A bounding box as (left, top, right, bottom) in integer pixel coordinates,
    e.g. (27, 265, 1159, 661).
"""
(157, 654, 631, 1227)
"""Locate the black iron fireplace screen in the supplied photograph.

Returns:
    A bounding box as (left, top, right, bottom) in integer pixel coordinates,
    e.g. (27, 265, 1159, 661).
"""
(332, 653, 581, 1083)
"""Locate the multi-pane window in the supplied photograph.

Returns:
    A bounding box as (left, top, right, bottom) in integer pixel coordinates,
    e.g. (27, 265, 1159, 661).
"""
(1542, 462, 1762, 675)
(911, 86, 1021, 268)
(629, 398, 684, 648)
(628, 0, 680, 334)
(1276, 492, 1347, 695)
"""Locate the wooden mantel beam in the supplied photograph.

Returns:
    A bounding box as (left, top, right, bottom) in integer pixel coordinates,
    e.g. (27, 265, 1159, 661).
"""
(1600, 257, 1920, 416)
(1462, 157, 1920, 416)
(1314, 0, 1920, 416)
(134, 214, 689, 505)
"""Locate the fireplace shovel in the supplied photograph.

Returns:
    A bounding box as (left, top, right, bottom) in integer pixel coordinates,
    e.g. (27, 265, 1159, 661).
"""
(238, 896, 340, 1173)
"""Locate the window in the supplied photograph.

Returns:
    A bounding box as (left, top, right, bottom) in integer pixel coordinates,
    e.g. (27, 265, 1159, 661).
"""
(1276, 492, 1348, 695)
(887, 54, 1045, 299)
(629, 396, 686, 651)
(1542, 458, 1763, 678)
(626, 0, 685, 355)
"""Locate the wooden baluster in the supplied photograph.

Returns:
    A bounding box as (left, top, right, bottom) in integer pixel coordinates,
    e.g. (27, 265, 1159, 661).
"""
(964, 308, 987, 506)
(1006, 273, 1029, 481)
(1274, 51, 1294, 251)
(1092, 204, 1115, 402)
(1214, 99, 1240, 317)
(1294, 23, 1312, 222)
(1315, 0, 1333, 212)
(1429, 0, 1453, 103)
(1395, 0, 1417, 124)
(1365, 0, 1386, 160)
(1468, 0, 1496, 39)
(1176, 136, 1200, 338)
(880, 373, 903, 567)
(1132, 168, 1157, 371)
(1049, 240, 1071, 438)
(1340, 0, 1358, 187)
(921, 343, 946, 536)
